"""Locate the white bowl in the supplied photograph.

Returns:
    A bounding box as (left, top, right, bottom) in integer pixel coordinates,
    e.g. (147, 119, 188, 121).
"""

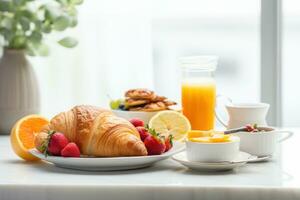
(233, 127, 293, 157)
(112, 106, 182, 124)
(186, 136, 240, 162)
(111, 110, 159, 124)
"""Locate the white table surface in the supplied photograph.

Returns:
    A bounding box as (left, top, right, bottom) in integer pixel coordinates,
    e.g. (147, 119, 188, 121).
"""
(1, 129, 300, 200)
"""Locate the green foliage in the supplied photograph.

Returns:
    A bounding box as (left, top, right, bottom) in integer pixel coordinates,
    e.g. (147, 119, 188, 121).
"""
(0, 0, 83, 56)
(58, 36, 77, 48)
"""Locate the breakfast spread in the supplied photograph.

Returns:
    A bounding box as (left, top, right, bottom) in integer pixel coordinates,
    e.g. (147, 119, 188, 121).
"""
(11, 105, 187, 161)
(110, 88, 177, 112)
(8, 58, 294, 171)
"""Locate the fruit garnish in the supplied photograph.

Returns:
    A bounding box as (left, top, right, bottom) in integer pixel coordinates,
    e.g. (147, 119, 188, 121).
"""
(61, 142, 80, 157)
(109, 99, 123, 110)
(119, 101, 130, 110)
(42, 131, 69, 156)
(189, 137, 211, 143)
(187, 130, 214, 139)
(164, 135, 173, 152)
(37, 130, 56, 156)
(129, 118, 144, 127)
(143, 127, 166, 155)
(188, 132, 231, 143)
(35, 131, 49, 153)
(136, 126, 150, 141)
(245, 124, 259, 132)
(144, 135, 166, 155)
(146, 125, 161, 138)
(149, 111, 191, 141)
(209, 134, 231, 143)
(10, 115, 49, 161)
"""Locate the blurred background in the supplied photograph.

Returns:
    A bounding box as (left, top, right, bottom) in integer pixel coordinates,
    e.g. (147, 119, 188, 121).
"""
(28, 0, 299, 127)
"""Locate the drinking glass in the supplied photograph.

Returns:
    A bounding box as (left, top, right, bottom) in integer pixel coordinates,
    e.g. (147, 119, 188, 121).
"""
(180, 56, 218, 130)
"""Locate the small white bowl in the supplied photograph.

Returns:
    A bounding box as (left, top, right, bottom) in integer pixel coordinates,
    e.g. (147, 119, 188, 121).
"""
(186, 136, 240, 162)
(233, 127, 293, 157)
(111, 110, 159, 124)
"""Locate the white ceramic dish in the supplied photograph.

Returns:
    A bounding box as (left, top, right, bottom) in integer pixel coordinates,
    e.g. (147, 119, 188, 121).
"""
(112, 109, 159, 124)
(186, 136, 240, 162)
(173, 151, 257, 171)
(29, 142, 185, 171)
(233, 127, 293, 157)
(111, 106, 181, 124)
(216, 101, 270, 129)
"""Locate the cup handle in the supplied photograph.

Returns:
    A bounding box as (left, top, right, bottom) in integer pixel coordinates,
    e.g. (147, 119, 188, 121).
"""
(278, 130, 294, 143)
(215, 94, 232, 128)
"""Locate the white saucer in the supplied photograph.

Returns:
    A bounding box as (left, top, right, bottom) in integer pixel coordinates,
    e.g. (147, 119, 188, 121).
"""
(247, 155, 272, 163)
(172, 151, 257, 171)
(30, 142, 185, 171)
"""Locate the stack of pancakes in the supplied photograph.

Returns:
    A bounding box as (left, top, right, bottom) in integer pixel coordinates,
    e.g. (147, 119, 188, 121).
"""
(123, 89, 177, 112)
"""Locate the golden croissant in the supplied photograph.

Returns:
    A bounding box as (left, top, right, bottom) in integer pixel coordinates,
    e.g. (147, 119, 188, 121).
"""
(35, 105, 148, 157)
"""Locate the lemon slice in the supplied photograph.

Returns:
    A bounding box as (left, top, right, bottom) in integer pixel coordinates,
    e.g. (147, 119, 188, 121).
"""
(149, 111, 191, 141)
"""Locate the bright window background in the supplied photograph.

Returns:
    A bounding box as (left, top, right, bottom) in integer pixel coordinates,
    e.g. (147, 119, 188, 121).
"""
(152, 0, 260, 103)
(31, 0, 260, 122)
(282, 0, 300, 126)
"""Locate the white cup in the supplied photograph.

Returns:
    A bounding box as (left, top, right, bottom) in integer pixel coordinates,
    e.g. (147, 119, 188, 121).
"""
(186, 136, 240, 162)
(233, 127, 293, 157)
(216, 97, 270, 129)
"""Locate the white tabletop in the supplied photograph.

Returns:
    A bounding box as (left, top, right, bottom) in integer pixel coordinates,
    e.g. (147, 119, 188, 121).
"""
(1, 129, 300, 200)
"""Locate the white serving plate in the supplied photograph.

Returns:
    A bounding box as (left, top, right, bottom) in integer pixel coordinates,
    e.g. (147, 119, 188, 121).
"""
(30, 142, 185, 171)
(172, 151, 257, 171)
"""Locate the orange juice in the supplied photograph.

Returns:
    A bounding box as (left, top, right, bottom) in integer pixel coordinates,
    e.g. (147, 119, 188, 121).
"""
(181, 78, 216, 130)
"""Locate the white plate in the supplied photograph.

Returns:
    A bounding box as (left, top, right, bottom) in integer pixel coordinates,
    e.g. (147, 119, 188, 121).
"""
(30, 142, 185, 171)
(172, 151, 257, 171)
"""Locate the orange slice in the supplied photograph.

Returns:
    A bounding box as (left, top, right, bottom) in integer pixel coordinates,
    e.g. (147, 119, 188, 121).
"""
(209, 134, 231, 143)
(189, 137, 211, 143)
(10, 115, 49, 161)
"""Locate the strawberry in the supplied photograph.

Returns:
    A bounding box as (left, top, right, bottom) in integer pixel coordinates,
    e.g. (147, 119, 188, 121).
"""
(129, 118, 144, 127)
(47, 131, 69, 156)
(245, 124, 254, 132)
(136, 126, 150, 141)
(61, 142, 80, 157)
(245, 124, 259, 132)
(143, 128, 166, 155)
(164, 135, 173, 152)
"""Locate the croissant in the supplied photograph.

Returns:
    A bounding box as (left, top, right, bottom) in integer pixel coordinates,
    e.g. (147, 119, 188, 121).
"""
(37, 105, 148, 157)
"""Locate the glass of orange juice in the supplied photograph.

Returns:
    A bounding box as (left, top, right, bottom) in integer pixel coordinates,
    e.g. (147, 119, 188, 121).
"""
(180, 56, 218, 130)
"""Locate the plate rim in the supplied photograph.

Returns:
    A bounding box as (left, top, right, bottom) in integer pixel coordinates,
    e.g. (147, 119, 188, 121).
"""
(247, 155, 272, 163)
(29, 142, 185, 161)
(172, 151, 256, 166)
